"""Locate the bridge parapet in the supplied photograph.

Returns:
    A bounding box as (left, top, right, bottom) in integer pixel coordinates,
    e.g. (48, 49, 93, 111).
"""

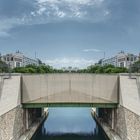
(21, 74, 119, 107)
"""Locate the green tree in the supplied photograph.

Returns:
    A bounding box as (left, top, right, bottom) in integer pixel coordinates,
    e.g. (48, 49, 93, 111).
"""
(0, 60, 9, 73)
(131, 60, 140, 73)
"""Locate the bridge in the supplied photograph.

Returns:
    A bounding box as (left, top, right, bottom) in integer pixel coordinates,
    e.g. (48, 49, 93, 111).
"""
(21, 74, 119, 108)
(1, 73, 140, 140)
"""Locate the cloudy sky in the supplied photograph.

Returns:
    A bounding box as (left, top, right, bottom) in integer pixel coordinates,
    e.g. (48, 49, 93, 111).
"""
(0, 0, 140, 68)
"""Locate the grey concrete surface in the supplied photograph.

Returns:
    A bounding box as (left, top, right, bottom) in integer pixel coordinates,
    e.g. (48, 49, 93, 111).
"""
(91, 109, 121, 140)
(0, 106, 25, 140)
(0, 74, 140, 140)
(22, 74, 119, 104)
(115, 105, 140, 140)
(120, 75, 140, 116)
(0, 76, 21, 116)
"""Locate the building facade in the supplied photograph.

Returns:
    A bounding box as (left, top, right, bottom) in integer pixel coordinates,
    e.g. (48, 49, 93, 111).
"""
(2, 52, 39, 69)
(101, 56, 118, 67)
(101, 51, 138, 68)
(117, 52, 138, 68)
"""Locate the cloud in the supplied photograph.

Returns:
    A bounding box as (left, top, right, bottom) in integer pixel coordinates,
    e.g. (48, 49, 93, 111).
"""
(0, 18, 23, 37)
(32, 0, 109, 21)
(82, 49, 102, 52)
(37, 0, 103, 5)
(45, 58, 96, 68)
(0, 0, 110, 37)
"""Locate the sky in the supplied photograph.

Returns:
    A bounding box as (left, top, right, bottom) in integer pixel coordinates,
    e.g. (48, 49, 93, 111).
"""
(0, 0, 140, 68)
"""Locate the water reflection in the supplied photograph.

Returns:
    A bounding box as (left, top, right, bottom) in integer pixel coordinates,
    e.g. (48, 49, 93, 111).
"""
(32, 108, 108, 140)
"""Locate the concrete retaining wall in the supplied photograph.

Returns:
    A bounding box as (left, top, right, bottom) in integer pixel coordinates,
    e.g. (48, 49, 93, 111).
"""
(0, 76, 21, 116)
(0, 106, 25, 140)
(115, 75, 140, 140)
(115, 106, 140, 140)
(0, 76, 25, 140)
(119, 75, 140, 116)
(1, 74, 140, 140)
(94, 75, 140, 140)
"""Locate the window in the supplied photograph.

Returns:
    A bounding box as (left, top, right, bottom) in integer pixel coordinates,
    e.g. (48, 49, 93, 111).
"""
(120, 62, 124, 67)
(16, 62, 21, 67)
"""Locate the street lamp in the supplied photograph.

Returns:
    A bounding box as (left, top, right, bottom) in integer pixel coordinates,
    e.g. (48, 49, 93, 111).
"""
(129, 62, 132, 78)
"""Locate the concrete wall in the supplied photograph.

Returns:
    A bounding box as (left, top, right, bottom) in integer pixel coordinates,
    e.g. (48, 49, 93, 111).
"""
(114, 75, 140, 140)
(0, 76, 25, 140)
(119, 75, 140, 116)
(22, 74, 119, 104)
(115, 106, 140, 140)
(92, 75, 140, 140)
(1, 74, 140, 140)
(0, 76, 21, 116)
(0, 106, 44, 140)
(0, 106, 25, 140)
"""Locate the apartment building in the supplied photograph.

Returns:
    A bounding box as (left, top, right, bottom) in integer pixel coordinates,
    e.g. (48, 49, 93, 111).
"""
(101, 51, 138, 68)
(2, 51, 39, 69)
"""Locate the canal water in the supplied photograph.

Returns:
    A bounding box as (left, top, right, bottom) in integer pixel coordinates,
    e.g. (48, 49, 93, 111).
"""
(31, 108, 109, 140)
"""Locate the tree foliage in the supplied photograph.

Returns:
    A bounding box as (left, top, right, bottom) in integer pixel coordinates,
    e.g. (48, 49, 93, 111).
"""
(12, 64, 55, 73)
(131, 60, 140, 73)
(78, 64, 128, 74)
(12, 64, 128, 74)
(0, 60, 9, 73)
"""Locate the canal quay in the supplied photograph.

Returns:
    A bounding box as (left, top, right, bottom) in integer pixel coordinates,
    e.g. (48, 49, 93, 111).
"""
(0, 74, 140, 140)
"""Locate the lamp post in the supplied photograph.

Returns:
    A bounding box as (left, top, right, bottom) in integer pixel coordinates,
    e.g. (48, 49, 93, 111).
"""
(8, 63, 11, 78)
(129, 62, 132, 78)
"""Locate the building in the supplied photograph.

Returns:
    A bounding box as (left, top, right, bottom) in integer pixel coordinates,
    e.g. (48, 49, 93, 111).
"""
(117, 51, 138, 68)
(101, 56, 118, 67)
(61, 67, 79, 72)
(2, 51, 39, 69)
(101, 51, 139, 69)
(22, 56, 39, 67)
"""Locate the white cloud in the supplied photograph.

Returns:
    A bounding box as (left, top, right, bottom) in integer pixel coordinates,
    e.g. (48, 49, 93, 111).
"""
(45, 58, 96, 68)
(57, 11, 66, 18)
(34, 0, 107, 20)
(82, 49, 102, 52)
(37, 7, 46, 15)
(37, 0, 104, 5)
(0, 0, 110, 37)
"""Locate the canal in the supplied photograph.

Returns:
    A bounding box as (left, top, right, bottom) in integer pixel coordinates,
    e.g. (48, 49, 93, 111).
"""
(31, 108, 109, 140)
